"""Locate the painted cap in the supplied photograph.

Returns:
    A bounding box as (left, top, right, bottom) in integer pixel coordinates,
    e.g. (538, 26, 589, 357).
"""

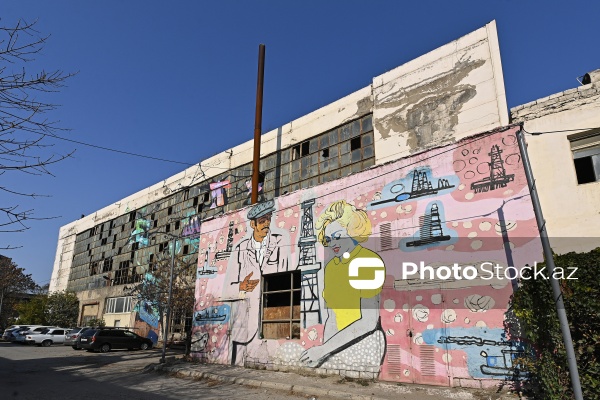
(247, 200, 275, 220)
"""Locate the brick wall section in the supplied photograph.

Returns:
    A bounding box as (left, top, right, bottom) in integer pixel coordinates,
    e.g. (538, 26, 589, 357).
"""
(510, 82, 600, 122)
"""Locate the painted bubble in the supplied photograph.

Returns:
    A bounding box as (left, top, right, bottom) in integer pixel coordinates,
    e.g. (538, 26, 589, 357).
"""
(412, 304, 430, 322)
(383, 299, 396, 312)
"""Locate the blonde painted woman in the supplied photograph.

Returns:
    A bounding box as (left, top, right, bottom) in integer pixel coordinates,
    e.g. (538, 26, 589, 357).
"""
(300, 200, 386, 377)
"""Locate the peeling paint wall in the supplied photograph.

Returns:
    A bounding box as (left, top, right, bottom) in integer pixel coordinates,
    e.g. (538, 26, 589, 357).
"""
(192, 126, 540, 388)
(373, 21, 508, 165)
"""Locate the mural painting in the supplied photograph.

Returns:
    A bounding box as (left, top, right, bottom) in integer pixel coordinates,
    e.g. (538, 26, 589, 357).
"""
(191, 126, 541, 387)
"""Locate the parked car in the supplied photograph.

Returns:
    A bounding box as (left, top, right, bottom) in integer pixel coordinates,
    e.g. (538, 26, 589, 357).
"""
(14, 326, 54, 343)
(78, 328, 153, 353)
(64, 327, 91, 349)
(2, 325, 34, 341)
(25, 327, 68, 346)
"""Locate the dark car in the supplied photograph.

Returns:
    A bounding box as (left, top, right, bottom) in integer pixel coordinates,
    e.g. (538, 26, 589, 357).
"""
(64, 327, 92, 349)
(78, 328, 153, 353)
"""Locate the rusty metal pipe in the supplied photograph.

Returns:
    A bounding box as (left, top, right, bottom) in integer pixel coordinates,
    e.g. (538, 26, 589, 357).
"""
(251, 44, 265, 204)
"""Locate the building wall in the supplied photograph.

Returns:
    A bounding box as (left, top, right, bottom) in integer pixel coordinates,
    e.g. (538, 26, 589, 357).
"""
(49, 21, 509, 354)
(511, 80, 600, 254)
(373, 21, 508, 164)
(192, 126, 541, 388)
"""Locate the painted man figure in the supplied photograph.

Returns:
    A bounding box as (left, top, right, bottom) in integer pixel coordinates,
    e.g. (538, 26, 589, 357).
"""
(223, 200, 290, 365)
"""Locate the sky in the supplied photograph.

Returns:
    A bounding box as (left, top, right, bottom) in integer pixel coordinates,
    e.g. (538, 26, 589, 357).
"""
(2, 1, 599, 285)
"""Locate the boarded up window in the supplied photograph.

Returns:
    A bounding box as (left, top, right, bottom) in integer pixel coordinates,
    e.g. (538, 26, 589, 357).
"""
(261, 271, 301, 339)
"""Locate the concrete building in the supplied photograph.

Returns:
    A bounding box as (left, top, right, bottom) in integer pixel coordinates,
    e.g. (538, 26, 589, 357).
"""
(49, 18, 599, 389)
(510, 69, 600, 254)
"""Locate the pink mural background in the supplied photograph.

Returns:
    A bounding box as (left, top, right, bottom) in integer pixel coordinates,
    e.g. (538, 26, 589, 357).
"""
(191, 126, 541, 388)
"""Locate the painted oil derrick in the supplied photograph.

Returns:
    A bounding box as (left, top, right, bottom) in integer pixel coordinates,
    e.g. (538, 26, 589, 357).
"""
(371, 169, 454, 206)
(406, 203, 451, 247)
(197, 249, 217, 277)
(409, 169, 454, 198)
(297, 199, 322, 327)
(214, 221, 235, 260)
(470, 145, 515, 193)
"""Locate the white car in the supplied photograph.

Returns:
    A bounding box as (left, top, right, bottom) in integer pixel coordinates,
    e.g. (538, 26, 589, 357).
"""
(14, 326, 55, 343)
(2, 325, 36, 341)
(25, 328, 68, 346)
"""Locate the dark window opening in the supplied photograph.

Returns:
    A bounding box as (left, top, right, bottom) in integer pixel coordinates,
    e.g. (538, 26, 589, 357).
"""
(322, 148, 329, 158)
(151, 213, 155, 220)
(101, 238, 107, 246)
(154, 220, 158, 228)
(168, 206, 173, 215)
(175, 221, 180, 230)
(183, 245, 189, 255)
(129, 211, 136, 222)
(166, 224, 171, 233)
(89, 262, 98, 276)
(193, 197, 199, 206)
(102, 258, 113, 273)
(292, 141, 310, 160)
(301, 141, 309, 156)
(350, 137, 361, 151)
(574, 157, 596, 184)
(261, 271, 301, 340)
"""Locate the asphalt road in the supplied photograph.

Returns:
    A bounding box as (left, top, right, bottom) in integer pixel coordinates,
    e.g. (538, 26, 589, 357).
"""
(0, 342, 311, 400)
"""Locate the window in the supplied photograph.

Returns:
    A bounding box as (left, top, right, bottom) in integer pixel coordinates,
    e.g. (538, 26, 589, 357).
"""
(570, 131, 600, 184)
(261, 271, 301, 339)
(105, 296, 133, 314)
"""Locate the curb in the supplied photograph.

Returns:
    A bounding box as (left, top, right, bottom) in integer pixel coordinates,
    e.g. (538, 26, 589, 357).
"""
(153, 363, 526, 400)
(157, 364, 389, 400)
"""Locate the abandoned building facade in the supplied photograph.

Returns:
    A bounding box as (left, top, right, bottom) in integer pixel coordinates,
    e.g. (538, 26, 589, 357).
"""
(50, 21, 600, 388)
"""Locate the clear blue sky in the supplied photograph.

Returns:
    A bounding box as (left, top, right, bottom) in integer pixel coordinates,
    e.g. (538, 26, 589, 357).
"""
(3, 1, 599, 285)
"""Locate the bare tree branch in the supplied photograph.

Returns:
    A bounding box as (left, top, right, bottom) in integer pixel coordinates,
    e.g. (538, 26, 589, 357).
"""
(0, 18, 76, 237)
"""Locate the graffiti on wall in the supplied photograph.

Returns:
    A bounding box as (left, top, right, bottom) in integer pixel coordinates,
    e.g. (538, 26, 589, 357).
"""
(191, 126, 541, 386)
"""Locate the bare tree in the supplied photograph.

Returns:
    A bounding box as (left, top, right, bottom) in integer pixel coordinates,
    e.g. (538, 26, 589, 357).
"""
(126, 245, 196, 354)
(1, 19, 76, 247)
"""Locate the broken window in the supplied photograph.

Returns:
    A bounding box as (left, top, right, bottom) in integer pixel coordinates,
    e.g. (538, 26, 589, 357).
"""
(291, 141, 310, 160)
(261, 271, 301, 340)
(570, 132, 600, 184)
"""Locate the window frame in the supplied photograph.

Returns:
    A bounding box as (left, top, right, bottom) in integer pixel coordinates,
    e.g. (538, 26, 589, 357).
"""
(569, 130, 600, 185)
(260, 271, 301, 340)
(104, 296, 133, 314)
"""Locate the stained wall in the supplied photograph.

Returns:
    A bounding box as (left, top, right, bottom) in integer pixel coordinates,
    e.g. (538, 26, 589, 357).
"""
(192, 125, 540, 388)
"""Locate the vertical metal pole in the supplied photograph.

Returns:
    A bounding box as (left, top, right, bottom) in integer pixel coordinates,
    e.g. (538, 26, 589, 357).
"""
(251, 44, 266, 204)
(516, 128, 583, 400)
(161, 237, 176, 363)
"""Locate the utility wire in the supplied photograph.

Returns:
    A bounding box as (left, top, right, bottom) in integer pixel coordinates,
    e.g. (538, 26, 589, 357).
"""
(44, 131, 249, 171)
